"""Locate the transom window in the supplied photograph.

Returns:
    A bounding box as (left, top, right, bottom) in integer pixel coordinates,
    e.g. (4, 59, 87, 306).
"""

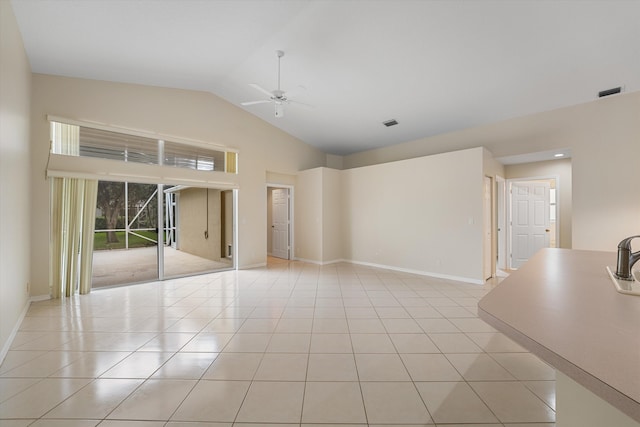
(50, 120, 237, 174)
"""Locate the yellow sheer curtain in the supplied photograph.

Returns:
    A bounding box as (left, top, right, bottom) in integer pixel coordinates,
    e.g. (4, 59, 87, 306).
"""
(50, 122, 98, 297)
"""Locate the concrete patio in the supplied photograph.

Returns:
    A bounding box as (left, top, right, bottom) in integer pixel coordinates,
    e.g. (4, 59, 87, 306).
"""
(92, 246, 233, 288)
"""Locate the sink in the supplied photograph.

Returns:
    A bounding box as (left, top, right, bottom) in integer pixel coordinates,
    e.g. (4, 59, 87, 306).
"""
(606, 266, 640, 296)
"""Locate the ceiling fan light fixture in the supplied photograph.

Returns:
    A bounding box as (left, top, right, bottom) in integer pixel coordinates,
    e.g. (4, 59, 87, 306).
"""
(275, 103, 284, 118)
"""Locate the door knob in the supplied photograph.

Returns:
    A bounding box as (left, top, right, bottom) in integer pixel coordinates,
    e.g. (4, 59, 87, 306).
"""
(545, 229, 550, 232)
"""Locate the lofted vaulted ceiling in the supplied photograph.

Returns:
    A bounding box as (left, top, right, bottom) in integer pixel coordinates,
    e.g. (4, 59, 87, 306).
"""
(11, 0, 640, 155)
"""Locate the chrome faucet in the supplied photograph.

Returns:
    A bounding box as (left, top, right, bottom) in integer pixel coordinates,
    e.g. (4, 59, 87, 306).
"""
(615, 235, 640, 280)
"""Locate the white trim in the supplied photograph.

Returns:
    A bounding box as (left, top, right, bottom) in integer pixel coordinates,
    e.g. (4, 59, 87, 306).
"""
(47, 115, 238, 153)
(232, 189, 239, 270)
(0, 296, 42, 364)
(266, 183, 295, 261)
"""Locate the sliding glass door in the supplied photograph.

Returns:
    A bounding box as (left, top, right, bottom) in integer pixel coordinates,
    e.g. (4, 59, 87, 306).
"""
(91, 180, 234, 288)
(92, 181, 159, 287)
(162, 186, 234, 279)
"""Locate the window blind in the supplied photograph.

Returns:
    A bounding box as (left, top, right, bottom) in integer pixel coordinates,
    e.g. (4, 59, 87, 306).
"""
(50, 120, 236, 174)
(79, 126, 159, 164)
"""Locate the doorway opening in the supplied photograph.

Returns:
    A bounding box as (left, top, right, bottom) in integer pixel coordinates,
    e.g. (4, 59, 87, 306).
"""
(506, 177, 559, 270)
(91, 180, 235, 288)
(267, 185, 293, 260)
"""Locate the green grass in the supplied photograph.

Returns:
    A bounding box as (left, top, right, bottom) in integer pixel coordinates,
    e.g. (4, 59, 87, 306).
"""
(93, 231, 157, 250)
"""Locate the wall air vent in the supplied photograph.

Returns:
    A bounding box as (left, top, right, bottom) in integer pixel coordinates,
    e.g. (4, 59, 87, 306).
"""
(598, 86, 622, 98)
(383, 119, 398, 127)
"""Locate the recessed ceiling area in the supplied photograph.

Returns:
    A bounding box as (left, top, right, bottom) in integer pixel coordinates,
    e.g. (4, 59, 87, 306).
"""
(496, 148, 572, 166)
(11, 0, 640, 155)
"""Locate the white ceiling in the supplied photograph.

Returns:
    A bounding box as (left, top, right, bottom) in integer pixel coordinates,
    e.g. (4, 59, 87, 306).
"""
(11, 0, 640, 156)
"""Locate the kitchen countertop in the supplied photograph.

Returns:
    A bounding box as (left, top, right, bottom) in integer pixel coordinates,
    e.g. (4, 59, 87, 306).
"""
(478, 248, 640, 423)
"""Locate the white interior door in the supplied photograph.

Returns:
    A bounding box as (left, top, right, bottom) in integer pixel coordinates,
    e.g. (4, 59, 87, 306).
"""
(484, 176, 493, 280)
(496, 176, 506, 270)
(511, 181, 551, 269)
(271, 188, 290, 259)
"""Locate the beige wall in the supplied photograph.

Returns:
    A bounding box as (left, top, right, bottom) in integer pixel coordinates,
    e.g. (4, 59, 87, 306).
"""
(295, 168, 323, 262)
(506, 158, 572, 249)
(294, 167, 343, 264)
(342, 147, 485, 283)
(344, 93, 640, 253)
(177, 188, 222, 261)
(322, 168, 343, 263)
(0, 1, 32, 357)
(29, 74, 328, 295)
(570, 95, 640, 250)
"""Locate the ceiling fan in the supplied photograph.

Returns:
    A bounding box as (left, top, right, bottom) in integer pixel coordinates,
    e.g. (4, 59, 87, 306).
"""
(241, 50, 311, 118)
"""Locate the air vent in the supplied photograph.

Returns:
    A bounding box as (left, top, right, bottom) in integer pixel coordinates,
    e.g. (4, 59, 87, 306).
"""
(383, 119, 398, 127)
(598, 87, 622, 98)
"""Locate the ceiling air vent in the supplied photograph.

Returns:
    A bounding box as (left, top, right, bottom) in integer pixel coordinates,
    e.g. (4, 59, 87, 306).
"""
(598, 86, 622, 98)
(383, 119, 398, 127)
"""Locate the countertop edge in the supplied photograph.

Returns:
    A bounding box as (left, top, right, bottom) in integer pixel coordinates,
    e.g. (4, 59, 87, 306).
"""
(478, 305, 640, 423)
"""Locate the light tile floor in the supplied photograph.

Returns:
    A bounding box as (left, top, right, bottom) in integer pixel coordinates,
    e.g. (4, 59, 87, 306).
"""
(0, 258, 556, 426)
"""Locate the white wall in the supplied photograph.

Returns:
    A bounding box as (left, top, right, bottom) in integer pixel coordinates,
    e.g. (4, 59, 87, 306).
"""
(342, 148, 485, 283)
(29, 75, 327, 295)
(0, 1, 32, 358)
(506, 158, 572, 249)
(344, 92, 640, 253)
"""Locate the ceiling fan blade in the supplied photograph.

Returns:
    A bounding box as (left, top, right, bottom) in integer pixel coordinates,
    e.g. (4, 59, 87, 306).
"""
(287, 99, 315, 110)
(283, 85, 306, 99)
(248, 83, 274, 98)
(241, 100, 271, 106)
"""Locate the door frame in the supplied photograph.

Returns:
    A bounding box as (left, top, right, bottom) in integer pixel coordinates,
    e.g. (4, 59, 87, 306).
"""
(483, 175, 494, 281)
(506, 174, 560, 269)
(266, 183, 294, 260)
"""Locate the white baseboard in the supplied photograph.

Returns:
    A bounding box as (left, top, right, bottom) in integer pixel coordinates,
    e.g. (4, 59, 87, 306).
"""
(1, 299, 30, 365)
(345, 259, 485, 285)
(290, 257, 481, 283)
(240, 262, 267, 269)
(0, 293, 52, 364)
(292, 257, 347, 265)
(30, 294, 51, 302)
